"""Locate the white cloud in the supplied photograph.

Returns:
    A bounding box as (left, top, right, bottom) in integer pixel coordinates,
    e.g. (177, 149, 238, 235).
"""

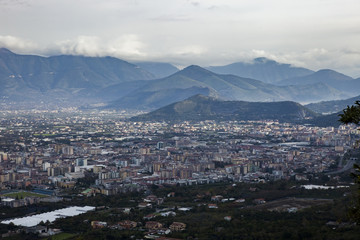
(56, 35, 146, 60)
(0, 0, 29, 7)
(0, 35, 37, 52)
(150, 14, 191, 22)
(57, 36, 101, 57)
(175, 45, 207, 56)
(107, 35, 147, 58)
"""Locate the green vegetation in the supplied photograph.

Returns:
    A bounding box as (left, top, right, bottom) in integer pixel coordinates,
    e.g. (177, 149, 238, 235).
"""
(340, 100, 360, 125)
(339, 99, 360, 224)
(2, 191, 48, 199)
(132, 94, 318, 122)
(43, 180, 358, 239)
(1, 179, 359, 239)
(33, 134, 56, 137)
(45, 233, 77, 240)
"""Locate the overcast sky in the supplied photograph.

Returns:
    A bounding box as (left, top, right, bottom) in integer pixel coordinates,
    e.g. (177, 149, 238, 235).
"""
(1, 0, 359, 77)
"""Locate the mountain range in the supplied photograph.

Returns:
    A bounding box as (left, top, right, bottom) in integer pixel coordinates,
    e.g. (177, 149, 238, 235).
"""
(106, 65, 348, 110)
(0, 48, 155, 105)
(0, 48, 155, 89)
(0, 48, 359, 112)
(276, 69, 360, 95)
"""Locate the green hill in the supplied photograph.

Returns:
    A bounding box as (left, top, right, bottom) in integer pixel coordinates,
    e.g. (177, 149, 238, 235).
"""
(131, 94, 319, 122)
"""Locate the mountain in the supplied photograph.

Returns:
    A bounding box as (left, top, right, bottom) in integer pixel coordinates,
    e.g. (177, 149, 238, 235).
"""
(0, 49, 354, 110)
(108, 65, 346, 110)
(131, 94, 319, 122)
(93, 80, 150, 102)
(305, 95, 360, 114)
(132, 62, 179, 78)
(303, 112, 342, 127)
(107, 86, 218, 110)
(0, 48, 155, 103)
(207, 57, 314, 83)
(276, 69, 360, 95)
(278, 69, 353, 84)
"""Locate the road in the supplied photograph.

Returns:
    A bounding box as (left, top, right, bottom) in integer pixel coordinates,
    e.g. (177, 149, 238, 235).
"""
(327, 159, 355, 175)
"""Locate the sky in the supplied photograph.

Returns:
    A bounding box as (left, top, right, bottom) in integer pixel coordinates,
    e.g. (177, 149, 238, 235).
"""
(0, 0, 360, 77)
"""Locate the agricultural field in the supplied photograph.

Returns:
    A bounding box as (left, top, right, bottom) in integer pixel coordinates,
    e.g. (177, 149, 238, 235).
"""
(44, 233, 77, 240)
(1, 191, 48, 199)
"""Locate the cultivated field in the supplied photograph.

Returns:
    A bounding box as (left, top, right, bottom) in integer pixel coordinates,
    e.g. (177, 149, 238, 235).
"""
(1, 191, 48, 199)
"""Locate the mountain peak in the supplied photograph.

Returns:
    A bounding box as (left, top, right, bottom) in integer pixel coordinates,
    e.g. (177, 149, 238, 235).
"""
(253, 57, 277, 64)
(0, 48, 14, 55)
(316, 69, 338, 74)
(178, 65, 214, 76)
(314, 69, 353, 80)
(183, 65, 206, 71)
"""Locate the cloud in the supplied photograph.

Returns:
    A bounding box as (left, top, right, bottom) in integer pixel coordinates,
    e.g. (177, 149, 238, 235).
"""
(56, 35, 146, 59)
(188, 1, 200, 7)
(0, 0, 29, 6)
(0, 35, 37, 52)
(107, 35, 146, 57)
(174, 45, 207, 56)
(296, 48, 360, 77)
(241, 48, 360, 77)
(57, 36, 101, 57)
(150, 14, 191, 22)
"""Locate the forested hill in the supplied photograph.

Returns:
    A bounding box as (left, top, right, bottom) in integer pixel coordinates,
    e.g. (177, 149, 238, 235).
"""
(131, 95, 319, 122)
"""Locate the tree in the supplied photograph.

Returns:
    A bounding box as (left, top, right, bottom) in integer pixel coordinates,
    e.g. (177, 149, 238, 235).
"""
(339, 100, 360, 223)
(339, 100, 360, 125)
(8, 222, 16, 231)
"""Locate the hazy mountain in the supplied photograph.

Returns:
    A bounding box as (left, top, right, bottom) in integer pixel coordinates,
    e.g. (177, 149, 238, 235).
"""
(278, 69, 353, 84)
(0, 49, 353, 110)
(107, 86, 218, 110)
(108, 65, 346, 110)
(276, 69, 360, 95)
(133, 61, 179, 78)
(131, 94, 319, 122)
(0, 48, 155, 102)
(305, 95, 360, 114)
(207, 57, 314, 83)
(93, 80, 150, 101)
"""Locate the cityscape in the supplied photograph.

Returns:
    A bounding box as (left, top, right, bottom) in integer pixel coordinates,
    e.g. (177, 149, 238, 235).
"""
(0, 110, 358, 194)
